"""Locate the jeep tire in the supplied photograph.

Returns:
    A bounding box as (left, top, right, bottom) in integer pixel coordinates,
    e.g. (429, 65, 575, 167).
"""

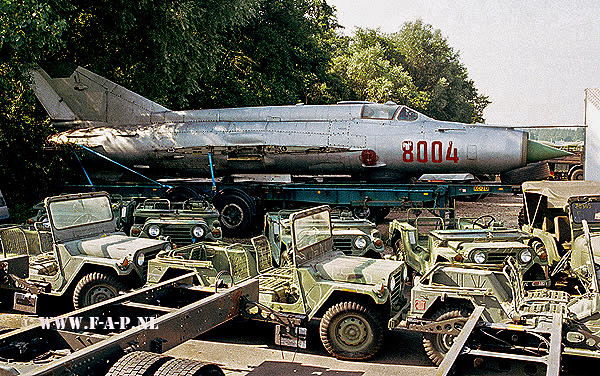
(422, 304, 472, 365)
(319, 301, 384, 360)
(73, 271, 126, 309)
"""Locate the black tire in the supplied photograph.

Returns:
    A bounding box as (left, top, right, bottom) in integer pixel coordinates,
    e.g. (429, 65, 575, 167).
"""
(164, 186, 200, 202)
(422, 304, 472, 366)
(105, 351, 172, 376)
(214, 194, 254, 236)
(500, 162, 551, 185)
(391, 235, 405, 261)
(154, 358, 225, 376)
(569, 168, 584, 181)
(352, 206, 388, 223)
(319, 301, 385, 360)
(73, 271, 126, 309)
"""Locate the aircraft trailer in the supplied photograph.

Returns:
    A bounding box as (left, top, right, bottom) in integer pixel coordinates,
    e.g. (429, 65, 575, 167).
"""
(64, 176, 513, 236)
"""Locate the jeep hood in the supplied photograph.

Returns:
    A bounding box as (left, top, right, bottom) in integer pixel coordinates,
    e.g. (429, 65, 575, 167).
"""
(67, 234, 167, 258)
(310, 253, 402, 285)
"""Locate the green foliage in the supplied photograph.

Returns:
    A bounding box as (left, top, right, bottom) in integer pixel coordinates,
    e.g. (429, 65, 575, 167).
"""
(527, 128, 585, 143)
(196, 0, 348, 107)
(333, 21, 490, 123)
(0, 0, 74, 221)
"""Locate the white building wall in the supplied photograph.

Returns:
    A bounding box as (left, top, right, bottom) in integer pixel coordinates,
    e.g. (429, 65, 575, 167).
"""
(585, 89, 600, 181)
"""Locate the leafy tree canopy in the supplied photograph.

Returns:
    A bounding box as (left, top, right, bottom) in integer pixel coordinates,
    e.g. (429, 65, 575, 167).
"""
(332, 21, 490, 123)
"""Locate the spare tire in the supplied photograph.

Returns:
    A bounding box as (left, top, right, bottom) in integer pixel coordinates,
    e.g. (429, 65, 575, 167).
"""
(500, 162, 551, 185)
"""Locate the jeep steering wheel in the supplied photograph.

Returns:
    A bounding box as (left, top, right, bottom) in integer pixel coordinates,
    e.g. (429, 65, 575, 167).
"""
(473, 215, 496, 229)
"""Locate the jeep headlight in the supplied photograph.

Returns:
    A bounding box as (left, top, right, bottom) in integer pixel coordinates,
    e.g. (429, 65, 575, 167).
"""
(519, 249, 533, 264)
(148, 225, 160, 238)
(473, 251, 486, 264)
(388, 276, 396, 292)
(192, 226, 205, 238)
(136, 252, 145, 266)
(354, 236, 367, 249)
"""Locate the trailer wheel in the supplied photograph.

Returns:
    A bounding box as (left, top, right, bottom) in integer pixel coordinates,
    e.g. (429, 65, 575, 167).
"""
(73, 271, 126, 309)
(569, 167, 584, 180)
(422, 304, 472, 366)
(352, 207, 388, 223)
(214, 194, 253, 236)
(105, 351, 172, 376)
(320, 301, 384, 360)
(500, 162, 550, 185)
(154, 357, 225, 376)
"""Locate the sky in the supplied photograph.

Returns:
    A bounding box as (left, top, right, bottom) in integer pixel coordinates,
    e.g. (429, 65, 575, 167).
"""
(327, 0, 600, 126)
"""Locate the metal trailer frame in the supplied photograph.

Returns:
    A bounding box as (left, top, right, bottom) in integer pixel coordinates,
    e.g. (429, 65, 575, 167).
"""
(414, 306, 563, 376)
(64, 181, 511, 210)
(0, 273, 258, 376)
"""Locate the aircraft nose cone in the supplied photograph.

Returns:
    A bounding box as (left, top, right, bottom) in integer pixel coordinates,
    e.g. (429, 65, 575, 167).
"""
(526, 140, 572, 163)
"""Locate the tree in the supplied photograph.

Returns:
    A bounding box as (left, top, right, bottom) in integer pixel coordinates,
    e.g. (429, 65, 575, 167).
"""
(196, 0, 348, 108)
(0, 0, 73, 220)
(332, 21, 490, 123)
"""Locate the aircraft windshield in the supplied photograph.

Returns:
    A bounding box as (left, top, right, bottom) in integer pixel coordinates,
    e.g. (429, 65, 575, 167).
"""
(361, 103, 399, 120)
(571, 201, 600, 223)
(49, 196, 113, 229)
(397, 106, 419, 121)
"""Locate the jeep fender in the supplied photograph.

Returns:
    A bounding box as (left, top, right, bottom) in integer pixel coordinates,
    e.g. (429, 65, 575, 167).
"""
(529, 228, 560, 264)
(302, 274, 391, 320)
(52, 247, 141, 296)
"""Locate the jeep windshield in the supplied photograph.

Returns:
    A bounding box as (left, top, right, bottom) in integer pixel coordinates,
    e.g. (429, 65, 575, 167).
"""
(49, 196, 113, 229)
(291, 206, 333, 265)
(571, 201, 600, 224)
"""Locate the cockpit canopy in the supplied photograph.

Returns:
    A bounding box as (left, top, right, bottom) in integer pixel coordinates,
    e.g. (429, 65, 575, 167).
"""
(360, 103, 422, 121)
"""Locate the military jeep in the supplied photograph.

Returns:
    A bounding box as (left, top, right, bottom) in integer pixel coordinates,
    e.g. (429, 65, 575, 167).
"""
(264, 208, 384, 265)
(128, 198, 222, 246)
(521, 180, 600, 266)
(0, 192, 171, 311)
(401, 218, 600, 368)
(389, 211, 550, 288)
(148, 205, 406, 360)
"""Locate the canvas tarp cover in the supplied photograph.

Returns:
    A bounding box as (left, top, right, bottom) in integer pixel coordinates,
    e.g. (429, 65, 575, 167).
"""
(522, 181, 600, 208)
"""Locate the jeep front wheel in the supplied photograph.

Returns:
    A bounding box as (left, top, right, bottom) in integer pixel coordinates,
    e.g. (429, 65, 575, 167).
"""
(319, 301, 384, 360)
(422, 304, 472, 365)
(73, 272, 126, 309)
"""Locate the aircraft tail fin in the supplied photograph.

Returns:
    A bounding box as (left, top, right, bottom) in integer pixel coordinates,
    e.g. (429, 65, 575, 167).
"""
(29, 63, 170, 127)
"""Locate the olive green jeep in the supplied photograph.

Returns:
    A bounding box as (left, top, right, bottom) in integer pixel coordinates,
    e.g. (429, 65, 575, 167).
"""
(264, 208, 384, 265)
(128, 198, 222, 246)
(389, 209, 550, 288)
(0, 192, 171, 312)
(521, 180, 600, 266)
(147, 205, 406, 360)
(400, 218, 600, 368)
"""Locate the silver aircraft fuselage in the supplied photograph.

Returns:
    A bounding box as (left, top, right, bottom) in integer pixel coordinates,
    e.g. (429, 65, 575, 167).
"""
(30, 64, 567, 180)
